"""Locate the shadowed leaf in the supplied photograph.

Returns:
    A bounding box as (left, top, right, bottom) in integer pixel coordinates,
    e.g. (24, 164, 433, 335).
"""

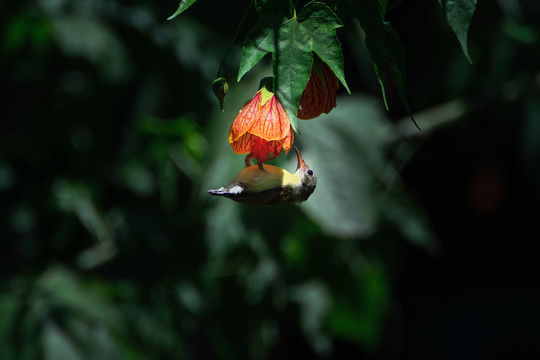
(341, 0, 418, 128)
(167, 0, 198, 20)
(441, 0, 477, 63)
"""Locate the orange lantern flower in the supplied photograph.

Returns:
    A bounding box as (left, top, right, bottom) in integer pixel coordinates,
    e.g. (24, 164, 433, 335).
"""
(297, 57, 339, 120)
(229, 81, 294, 167)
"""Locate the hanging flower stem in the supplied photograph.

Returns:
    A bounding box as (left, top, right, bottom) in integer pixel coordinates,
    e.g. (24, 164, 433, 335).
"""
(216, 1, 254, 78)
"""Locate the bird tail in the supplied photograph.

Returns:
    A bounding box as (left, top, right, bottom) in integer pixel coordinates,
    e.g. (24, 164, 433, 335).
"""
(207, 188, 227, 196)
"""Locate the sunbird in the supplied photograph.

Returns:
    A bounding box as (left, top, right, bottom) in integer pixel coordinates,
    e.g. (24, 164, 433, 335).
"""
(208, 146, 317, 205)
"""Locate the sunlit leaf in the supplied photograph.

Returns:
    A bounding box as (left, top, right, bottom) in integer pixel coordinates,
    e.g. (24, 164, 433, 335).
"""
(239, 2, 349, 132)
(237, 0, 292, 82)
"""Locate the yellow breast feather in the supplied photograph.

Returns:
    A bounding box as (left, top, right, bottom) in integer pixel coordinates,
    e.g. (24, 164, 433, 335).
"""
(233, 164, 300, 192)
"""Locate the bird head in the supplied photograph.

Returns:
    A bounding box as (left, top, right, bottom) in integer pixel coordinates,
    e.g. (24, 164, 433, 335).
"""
(292, 146, 317, 202)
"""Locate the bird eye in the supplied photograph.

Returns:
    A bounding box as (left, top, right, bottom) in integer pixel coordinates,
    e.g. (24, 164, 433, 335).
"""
(307, 169, 313, 176)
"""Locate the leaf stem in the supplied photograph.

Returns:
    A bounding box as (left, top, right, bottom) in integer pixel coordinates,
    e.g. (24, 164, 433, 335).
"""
(217, 0, 254, 78)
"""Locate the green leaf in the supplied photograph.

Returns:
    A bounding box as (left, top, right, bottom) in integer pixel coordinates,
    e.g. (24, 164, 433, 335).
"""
(299, 95, 394, 238)
(255, 0, 294, 23)
(167, 0, 198, 20)
(237, 0, 293, 82)
(377, 0, 390, 15)
(343, 0, 418, 129)
(327, 264, 389, 349)
(441, 0, 477, 63)
(297, 4, 350, 94)
(271, 17, 314, 133)
(382, 194, 440, 253)
(36, 267, 123, 330)
(43, 321, 84, 360)
(238, 28, 275, 83)
(238, 1, 349, 132)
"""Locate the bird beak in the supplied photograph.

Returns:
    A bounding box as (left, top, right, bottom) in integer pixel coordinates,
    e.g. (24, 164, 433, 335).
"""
(294, 146, 306, 171)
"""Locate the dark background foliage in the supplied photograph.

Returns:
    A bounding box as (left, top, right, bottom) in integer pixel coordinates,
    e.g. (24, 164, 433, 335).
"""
(2, 0, 540, 359)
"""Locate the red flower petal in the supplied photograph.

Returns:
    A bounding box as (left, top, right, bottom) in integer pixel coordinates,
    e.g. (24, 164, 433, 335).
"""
(250, 95, 290, 141)
(229, 91, 263, 143)
(322, 63, 339, 113)
(280, 124, 294, 155)
(298, 67, 325, 120)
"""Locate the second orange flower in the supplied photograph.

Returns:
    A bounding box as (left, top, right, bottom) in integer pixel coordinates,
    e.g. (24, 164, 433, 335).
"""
(297, 56, 339, 120)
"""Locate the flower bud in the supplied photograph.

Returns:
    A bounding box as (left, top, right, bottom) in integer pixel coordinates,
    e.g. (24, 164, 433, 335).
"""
(212, 77, 228, 111)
